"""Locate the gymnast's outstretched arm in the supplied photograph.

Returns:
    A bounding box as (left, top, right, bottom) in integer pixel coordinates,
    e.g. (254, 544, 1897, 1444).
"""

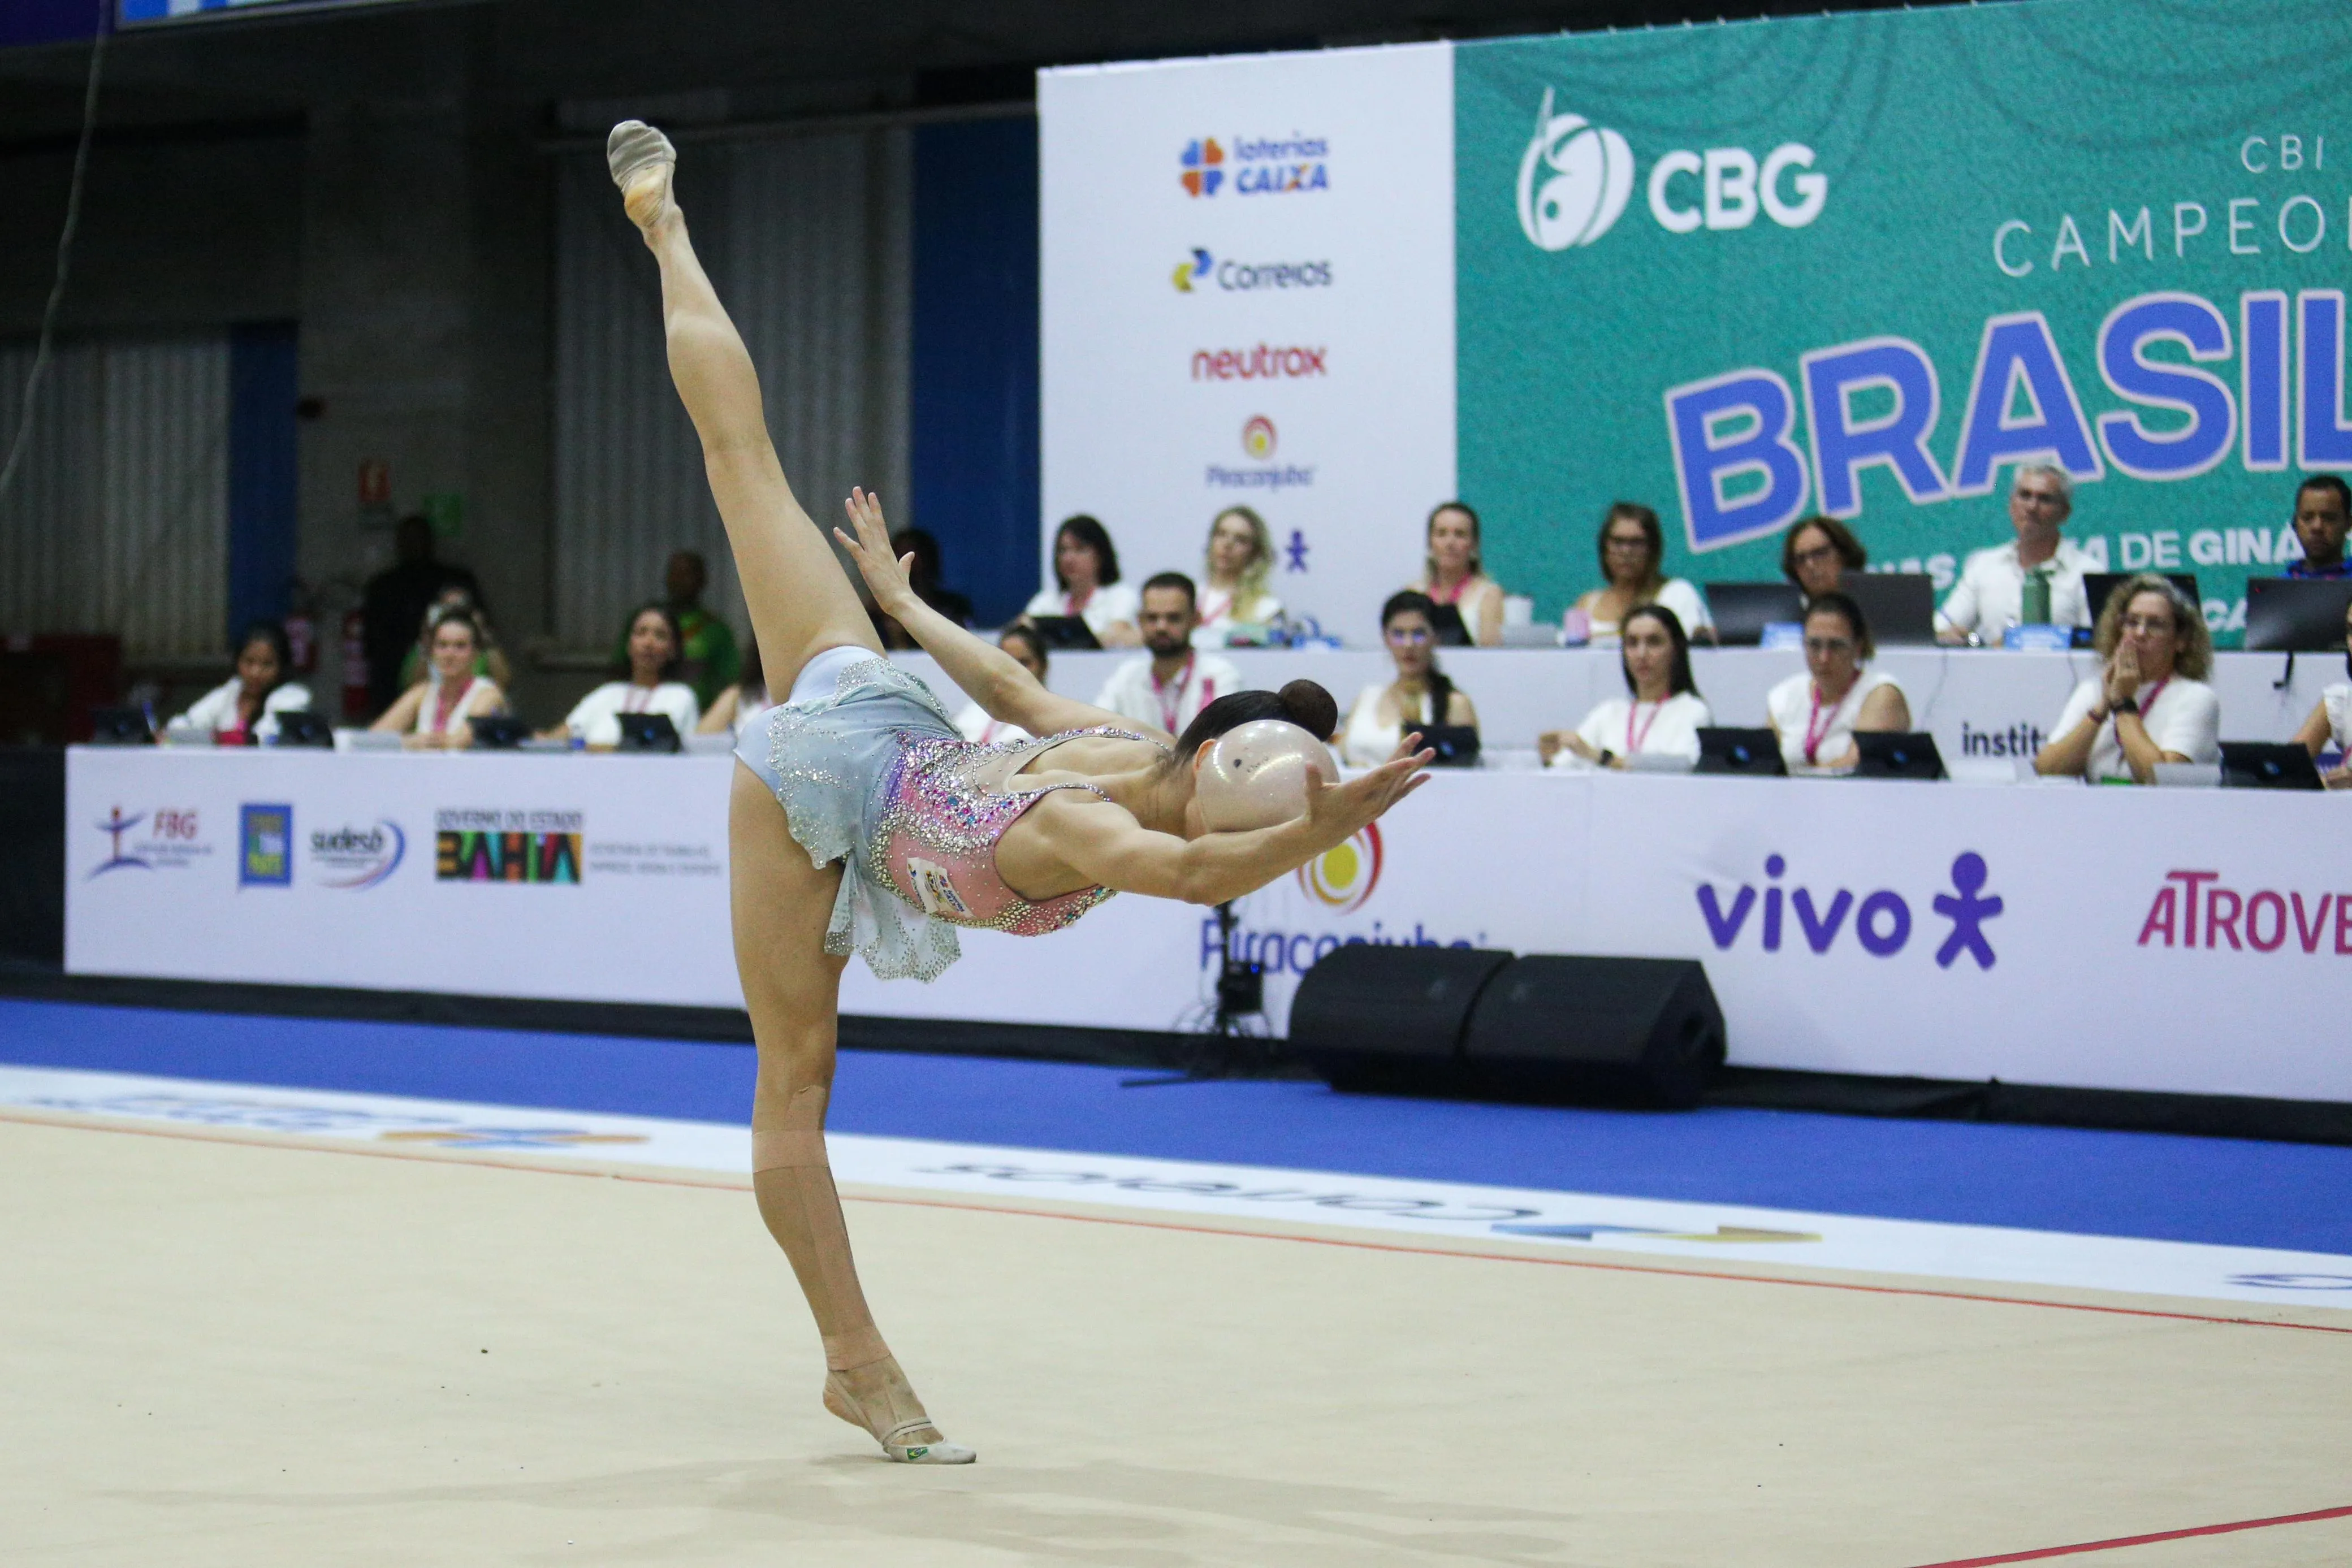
(836, 488, 1127, 738)
(1022, 750, 1429, 906)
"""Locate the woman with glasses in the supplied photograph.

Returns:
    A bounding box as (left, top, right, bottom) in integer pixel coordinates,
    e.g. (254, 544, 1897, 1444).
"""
(1781, 516, 1867, 605)
(1540, 604, 1710, 769)
(1765, 592, 1910, 773)
(1340, 590, 1479, 765)
(1568, 502, 1714, 645)
(2289, 597, 2352, 788)
(2035, 574, 2220, 784)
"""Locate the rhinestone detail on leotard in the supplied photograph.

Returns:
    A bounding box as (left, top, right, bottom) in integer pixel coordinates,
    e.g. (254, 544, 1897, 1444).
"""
(865, 726, 1156, 942)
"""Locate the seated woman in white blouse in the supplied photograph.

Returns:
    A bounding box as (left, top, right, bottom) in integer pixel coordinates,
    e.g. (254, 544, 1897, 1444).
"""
(370, 608, 506, 748)
(2290, 596, 2352, 789)
(2037, 574, 2220, 784)
(1020, 514, 1140, 647)
(1339, 591, 1478, 765)
(1766, 591, 1911, 772)
(1568, 502, 1714, 646)
(1540, 604, 1712, 769)
(695, 637, 769, 738)
(175, 620, 312, 744)
(1196, 505, 1284, 643)
(953, 626, 1048, 746)
(546, 603, 701, 748)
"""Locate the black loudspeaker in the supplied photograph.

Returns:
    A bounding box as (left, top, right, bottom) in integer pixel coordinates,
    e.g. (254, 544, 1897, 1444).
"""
(1464, 956, 1725, 1109)
(1287, 943, 1512, 1094)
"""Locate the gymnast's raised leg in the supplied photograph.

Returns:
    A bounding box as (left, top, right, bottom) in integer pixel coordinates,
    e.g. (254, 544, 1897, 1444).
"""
(609, 120, 970, 1463)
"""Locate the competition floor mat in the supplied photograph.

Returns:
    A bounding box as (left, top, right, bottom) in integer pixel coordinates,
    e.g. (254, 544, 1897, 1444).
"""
(4, 1002, 2349, 1565)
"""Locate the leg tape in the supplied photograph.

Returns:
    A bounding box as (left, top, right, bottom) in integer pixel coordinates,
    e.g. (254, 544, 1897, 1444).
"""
(751, 1129, 826, 1172)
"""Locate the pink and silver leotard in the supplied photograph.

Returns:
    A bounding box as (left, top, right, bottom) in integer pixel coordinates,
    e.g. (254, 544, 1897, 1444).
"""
(868, 728, 1143, 937)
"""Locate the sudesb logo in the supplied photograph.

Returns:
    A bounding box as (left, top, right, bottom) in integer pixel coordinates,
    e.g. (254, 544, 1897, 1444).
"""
(1697, 852, 2001, 968)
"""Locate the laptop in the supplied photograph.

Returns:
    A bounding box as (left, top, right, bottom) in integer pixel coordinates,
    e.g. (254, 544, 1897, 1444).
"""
(2219, 741, 2324, 791)
(1852, 731, 1947, 781)
(88, 705, 155, 745)
(1694, 727, 1787, 776)
(468, 714, 530, 750)
(614, 712, 682, 754)
(2243, 578, 2352, 652)
(2083, 571, 2199, 628)
(1420, 724, 1481, 768)
(1838, 572, 1937, 645)
(1027, 614, 1100, 651)
(1704, 582, 1805, 647)
(270, 711, 335, 748)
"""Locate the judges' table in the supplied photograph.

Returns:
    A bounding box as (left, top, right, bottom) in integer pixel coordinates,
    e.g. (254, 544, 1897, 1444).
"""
(66, 745, 2351, 1104)
(915, 646, 2340, 764)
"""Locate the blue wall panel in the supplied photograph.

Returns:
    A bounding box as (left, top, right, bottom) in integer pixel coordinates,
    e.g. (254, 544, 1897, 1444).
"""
(226, 320, 298, 639)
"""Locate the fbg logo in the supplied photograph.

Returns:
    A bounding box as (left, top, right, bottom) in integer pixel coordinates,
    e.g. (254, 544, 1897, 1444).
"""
(1298, 824, 1382, 913)
(1516, 88, 1827, 250)
(1697, 852, 2001, 968)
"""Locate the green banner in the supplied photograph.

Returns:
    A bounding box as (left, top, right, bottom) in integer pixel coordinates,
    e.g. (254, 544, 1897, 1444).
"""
(1455, 0, 2352, 639)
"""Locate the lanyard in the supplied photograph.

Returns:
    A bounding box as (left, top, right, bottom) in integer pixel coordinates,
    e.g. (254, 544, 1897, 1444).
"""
(1803, 683, 1848, 765)
(434, 675, 474, 731)
(1153, 655, 1200, 733)
(1199, 588, 1233, 625)
(2120, 677, 2168, 728)
(625, 684, 654, 714)
(1626, 699, 1664, 756)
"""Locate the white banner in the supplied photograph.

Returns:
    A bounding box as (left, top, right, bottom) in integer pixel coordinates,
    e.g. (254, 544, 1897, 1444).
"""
(1039, 44, 1456, 637)
(66, 743, 2352, 1102)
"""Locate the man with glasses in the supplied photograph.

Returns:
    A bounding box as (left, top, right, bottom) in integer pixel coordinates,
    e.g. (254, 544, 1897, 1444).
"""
(1935, 463, 2095, 644)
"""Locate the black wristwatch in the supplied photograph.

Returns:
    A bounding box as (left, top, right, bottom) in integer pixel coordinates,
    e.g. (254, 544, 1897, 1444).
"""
(2111, 696, 2139, 716)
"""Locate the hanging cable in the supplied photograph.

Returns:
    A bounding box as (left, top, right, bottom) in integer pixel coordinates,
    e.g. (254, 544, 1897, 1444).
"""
(0, 0, 110, 506)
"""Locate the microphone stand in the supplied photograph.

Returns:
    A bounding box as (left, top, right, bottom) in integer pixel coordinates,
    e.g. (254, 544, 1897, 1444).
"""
(1122, 898, 1276, 1086)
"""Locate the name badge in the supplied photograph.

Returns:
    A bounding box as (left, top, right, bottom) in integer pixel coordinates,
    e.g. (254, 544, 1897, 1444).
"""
(906, 857, 972, 918)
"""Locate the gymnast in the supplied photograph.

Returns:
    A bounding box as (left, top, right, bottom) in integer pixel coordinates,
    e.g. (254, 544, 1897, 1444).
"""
(607, 122, 1432, 1465)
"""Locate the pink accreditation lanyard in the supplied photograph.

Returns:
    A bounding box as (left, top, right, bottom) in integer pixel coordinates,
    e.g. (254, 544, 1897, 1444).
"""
(1625, 699, 1664, 756)
(624, 683, 655, 714)
(1153, 655, 1208, 734)
(1802, 683, 1845, 765)
(2119, 677, 2168, 730)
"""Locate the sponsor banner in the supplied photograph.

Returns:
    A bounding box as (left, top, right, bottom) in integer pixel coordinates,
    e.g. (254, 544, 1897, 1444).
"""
(1458, 3, 2352, 639)
(1040, 44, 1456, 643)
(5, 1063, 2346, 1306)
(66, 750, 736, 1008)
(1043, 4, 2352, 644)
(64, 720, 2352, 1100)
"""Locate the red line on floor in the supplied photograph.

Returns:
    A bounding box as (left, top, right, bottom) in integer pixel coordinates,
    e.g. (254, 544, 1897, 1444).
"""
(8, 1107, 2352, 1339)
(1911, 1502, 2352, 1565)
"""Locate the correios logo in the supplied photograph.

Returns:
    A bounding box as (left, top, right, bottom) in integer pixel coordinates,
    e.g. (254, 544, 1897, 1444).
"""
(1298, 824, 1382, 913)
(1516, 87, 1827, 250)
(1516, 89, 1634, 250)
(1173, 248, 1334, 292)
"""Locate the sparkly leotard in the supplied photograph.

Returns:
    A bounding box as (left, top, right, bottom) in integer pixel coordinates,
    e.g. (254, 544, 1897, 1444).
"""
(737, 653, 1159, 982)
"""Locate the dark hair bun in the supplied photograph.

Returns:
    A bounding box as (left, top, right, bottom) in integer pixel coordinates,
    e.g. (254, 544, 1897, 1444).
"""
(1278, 679, 1340, 743)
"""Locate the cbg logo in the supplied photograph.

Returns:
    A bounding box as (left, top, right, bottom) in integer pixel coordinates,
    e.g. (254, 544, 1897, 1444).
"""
(1516, 89, 1635, 250)
(1516, 87, 1828, 250)
(1299, 824, 1382, 913)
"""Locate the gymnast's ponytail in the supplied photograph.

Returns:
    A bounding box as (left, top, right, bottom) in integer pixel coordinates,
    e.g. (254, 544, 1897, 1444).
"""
(1165, 679, 1340, 764)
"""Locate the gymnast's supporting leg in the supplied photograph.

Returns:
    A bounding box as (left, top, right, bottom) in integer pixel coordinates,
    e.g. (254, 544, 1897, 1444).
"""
(618, 123, 967, 1462)
(729, 764, 969, 1463)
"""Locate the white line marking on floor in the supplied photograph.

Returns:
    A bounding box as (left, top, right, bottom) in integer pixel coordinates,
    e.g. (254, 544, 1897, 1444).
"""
(3, 1063, 2347, 1310)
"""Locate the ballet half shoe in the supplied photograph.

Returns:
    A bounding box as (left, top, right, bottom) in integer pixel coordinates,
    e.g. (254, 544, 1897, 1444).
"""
(824, 1371, 977, 1465)
(606, 120, 676, 222)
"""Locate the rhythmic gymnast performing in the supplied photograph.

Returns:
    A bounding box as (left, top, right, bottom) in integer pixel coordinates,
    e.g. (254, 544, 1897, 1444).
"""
(606, 122, 1432, 1465)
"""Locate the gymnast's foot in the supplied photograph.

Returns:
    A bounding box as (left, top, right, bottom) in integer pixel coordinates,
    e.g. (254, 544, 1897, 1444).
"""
(606, 119, 677, 233)
(824, 1355, 976, 1465)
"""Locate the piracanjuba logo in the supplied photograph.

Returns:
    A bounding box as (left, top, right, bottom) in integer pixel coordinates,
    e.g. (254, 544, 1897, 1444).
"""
(1516, 88, 1634, 251)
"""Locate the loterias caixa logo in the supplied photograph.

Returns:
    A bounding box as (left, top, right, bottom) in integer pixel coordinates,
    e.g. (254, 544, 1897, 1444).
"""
(434, 808, 583, 884)
(1179, 134, 1330, 198)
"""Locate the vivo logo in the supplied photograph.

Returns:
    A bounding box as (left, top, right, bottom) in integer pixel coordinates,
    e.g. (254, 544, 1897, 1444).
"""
(1696, 852, 2001, 968)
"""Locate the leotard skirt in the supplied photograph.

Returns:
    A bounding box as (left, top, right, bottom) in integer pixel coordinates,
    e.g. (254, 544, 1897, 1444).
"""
(734, 647, 963, 981)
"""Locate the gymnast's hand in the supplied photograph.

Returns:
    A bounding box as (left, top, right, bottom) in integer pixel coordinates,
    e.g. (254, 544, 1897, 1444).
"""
(1305, 746, 1433, 850)
(835, 488, 918, 618)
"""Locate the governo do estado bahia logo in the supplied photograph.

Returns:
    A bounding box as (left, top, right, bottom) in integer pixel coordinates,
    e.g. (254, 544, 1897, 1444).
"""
(1516, 87, 1827, 252)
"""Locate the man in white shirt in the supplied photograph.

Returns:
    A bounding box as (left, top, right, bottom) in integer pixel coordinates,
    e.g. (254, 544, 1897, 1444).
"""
(1091, 573, 1245, 736)
(1936, 462, 2095, 643)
